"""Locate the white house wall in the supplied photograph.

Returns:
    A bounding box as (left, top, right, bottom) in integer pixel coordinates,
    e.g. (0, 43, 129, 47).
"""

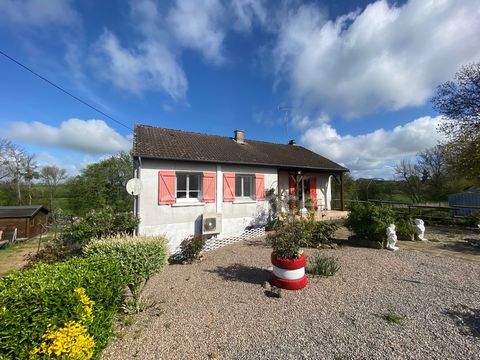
(138, 159, 277, 253)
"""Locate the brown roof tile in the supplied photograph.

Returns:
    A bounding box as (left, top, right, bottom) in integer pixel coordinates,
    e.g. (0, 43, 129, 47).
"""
(132, 125, 347, 172)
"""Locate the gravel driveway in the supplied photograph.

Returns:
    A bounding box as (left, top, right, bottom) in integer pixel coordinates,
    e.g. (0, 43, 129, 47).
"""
(103, 238, 480, 360)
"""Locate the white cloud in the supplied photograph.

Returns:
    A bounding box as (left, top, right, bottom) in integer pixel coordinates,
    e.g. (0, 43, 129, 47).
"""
(274, 0, 480, 116)
(6, 119, 131, 155)
(167, 0, 226, 64)
(0, 0, 79, 28)
(229, 0, 267, 31)
(92, 30, 187, 99)
(300, 115, 446, 178)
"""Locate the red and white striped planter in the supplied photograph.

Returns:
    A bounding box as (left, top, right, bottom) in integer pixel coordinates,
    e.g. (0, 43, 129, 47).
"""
(271, 252, 308, 290)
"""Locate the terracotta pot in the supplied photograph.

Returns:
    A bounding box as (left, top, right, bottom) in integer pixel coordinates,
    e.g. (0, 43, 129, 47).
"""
(271, 252, 308, 290)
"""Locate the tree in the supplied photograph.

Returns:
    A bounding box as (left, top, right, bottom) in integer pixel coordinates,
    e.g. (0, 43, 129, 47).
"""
(40, 166, 68, 210)
(67, 152, 133, 215)
(394, 159, 423, 203)
(417, 145, 447, 200)
(432, 62, 480, 183)
(0, 141, 31, 204)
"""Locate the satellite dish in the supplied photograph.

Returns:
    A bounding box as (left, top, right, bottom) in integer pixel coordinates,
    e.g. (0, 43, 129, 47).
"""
(126, 178, 143, 196)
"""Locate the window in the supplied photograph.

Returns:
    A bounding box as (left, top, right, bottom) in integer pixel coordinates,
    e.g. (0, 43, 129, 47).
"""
(176, 173, 201, 200)
(235, 174, 254, 199)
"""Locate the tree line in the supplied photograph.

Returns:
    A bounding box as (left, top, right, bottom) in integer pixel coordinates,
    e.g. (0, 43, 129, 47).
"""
(0, 141, 133, 216)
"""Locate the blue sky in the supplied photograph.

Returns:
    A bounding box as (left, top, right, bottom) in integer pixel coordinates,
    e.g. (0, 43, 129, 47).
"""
(1, 0, 479, 178)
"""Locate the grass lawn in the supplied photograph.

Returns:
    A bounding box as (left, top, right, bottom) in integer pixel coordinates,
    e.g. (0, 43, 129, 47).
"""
(0, 236, 51, 277)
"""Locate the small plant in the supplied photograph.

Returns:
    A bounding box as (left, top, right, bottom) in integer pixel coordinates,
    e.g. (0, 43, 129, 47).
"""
(179, 236, 205, 262)
(345, 203, 395, 243)
(306, 253, 340, 276)
(84, 235, 169, 313)
(383, 310, 404, 324)
(395, 215, 416, 240)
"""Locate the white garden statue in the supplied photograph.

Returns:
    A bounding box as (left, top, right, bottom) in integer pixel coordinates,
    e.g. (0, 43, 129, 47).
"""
(414, 219, 427, 241)
(386, 224, 399, 251)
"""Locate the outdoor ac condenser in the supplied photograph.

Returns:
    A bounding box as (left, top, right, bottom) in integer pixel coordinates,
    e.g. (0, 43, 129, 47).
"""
(202, 213, 222, 235)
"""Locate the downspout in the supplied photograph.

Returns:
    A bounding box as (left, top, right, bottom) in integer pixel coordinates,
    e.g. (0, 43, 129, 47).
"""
(134, 156, 142, 235)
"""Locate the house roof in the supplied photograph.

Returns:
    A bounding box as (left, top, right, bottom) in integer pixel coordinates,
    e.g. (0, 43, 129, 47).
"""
(133, 125, 348, 172)
(0, 205, 49, 218)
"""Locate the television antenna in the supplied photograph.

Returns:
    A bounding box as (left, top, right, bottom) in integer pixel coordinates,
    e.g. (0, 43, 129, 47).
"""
(126, 178, 143, 196)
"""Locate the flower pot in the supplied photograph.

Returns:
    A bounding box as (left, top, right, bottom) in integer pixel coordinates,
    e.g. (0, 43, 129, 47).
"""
(271, 252, 308, 290)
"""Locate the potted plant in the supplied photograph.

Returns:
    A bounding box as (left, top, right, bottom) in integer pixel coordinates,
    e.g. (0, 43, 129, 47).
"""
(266, 217, 308, 290)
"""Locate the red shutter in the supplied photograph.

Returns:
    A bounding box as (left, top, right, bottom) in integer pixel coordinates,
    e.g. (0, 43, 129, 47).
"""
(289, 176, 295, 195)
(309, 177, 317, 209)
(255, 174, 265, 200)
(203, 172, 216, 203)
(223, 172, 235, 202)
(158, 171, 176, 205)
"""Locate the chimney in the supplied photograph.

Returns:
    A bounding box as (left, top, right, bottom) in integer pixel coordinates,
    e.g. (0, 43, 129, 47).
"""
(234, 129, 245, 144)
(288, 139, 296, 145)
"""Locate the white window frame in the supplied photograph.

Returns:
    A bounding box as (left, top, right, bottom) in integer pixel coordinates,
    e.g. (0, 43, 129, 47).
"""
(235, 174, 254, 200)
(176, 172, 202, 202)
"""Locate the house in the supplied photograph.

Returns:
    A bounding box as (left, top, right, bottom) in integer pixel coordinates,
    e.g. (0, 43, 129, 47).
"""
(0, 205, 49, 240)
(448, 187, 480, 217)
(132, 125, 348, 252)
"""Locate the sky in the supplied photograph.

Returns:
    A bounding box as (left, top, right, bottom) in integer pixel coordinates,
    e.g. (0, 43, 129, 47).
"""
(1, 0, 479, 178)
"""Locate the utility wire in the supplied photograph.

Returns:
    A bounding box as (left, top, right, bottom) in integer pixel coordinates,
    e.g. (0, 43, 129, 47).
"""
(0, 49, 132, 131)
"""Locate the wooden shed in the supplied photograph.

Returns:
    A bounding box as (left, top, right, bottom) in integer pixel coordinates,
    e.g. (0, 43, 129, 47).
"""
(0, 206, 49, 240)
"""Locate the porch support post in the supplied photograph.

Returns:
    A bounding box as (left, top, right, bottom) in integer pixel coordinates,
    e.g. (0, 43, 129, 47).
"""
(340, 172, 345, 211)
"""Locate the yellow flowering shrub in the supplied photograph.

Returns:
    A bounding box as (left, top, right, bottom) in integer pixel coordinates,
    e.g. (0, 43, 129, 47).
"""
(31, 321, 94, 360)
(31, 288, 95, 359)
(74, 288, 94, 323)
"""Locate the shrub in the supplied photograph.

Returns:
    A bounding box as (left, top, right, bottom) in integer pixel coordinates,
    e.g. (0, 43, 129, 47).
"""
(84, 235, 169, 312)
(306, 253, 340, 276)
(383, 310, 404, 324)
(345, 203, 395, 243)
(179, 236, 205, 262)
(395, 215, 416, 240)
(25, 243, 79, 267)
(60, 207, 139, 248)
(266, 218, 305, 259)
(308, 221, 339, 247)
(0, 256, 124, 359)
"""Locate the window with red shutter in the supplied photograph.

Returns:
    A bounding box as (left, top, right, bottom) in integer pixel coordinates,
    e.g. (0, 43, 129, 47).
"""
(223, 172, 235, 202)
(158, 171, 176, 205)
(203, 172, 216, 203)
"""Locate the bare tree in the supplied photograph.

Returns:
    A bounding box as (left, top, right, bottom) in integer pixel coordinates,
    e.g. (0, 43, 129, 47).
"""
(394, 159, 423, 203)
(23, 155, 39, 205)
(417, 145, 446, 191)
(0, 138, 13, 180)
(40, 165, 68, 210)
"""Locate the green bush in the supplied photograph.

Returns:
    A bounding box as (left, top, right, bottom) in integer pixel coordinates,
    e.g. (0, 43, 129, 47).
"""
(266, 218, 305, 259)
(60, 207, 139, 247)
(84, 235, 169, 312)
(395, 215, 416, 240)
(0, 256, 124, 359)
(179, 236, 205, 262)
(345, 203, 395, 243)
(308, 221, 339, 247)
(306, 253, 340, 277)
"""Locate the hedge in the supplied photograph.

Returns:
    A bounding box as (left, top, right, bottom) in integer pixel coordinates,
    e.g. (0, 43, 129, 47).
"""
(0, 256, 124, 359)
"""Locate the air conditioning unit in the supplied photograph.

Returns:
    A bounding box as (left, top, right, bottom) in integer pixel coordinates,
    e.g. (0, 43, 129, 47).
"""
(202, 213, 222, 235)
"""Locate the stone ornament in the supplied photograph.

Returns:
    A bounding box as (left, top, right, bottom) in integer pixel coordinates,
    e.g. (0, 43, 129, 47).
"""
(414, 219, 426, 241)
(386, 224, 399, 251)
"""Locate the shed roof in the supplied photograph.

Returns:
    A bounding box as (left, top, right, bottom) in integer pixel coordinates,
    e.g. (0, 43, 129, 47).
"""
(133, 125, 348, 172)
(0, 205, 49, 218)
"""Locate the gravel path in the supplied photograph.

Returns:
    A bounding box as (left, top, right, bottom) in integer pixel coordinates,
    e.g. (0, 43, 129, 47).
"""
(103, 238, 480, 360)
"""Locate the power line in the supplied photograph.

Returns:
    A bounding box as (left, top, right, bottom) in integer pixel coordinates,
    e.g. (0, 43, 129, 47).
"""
(0, 49, 132, 131)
